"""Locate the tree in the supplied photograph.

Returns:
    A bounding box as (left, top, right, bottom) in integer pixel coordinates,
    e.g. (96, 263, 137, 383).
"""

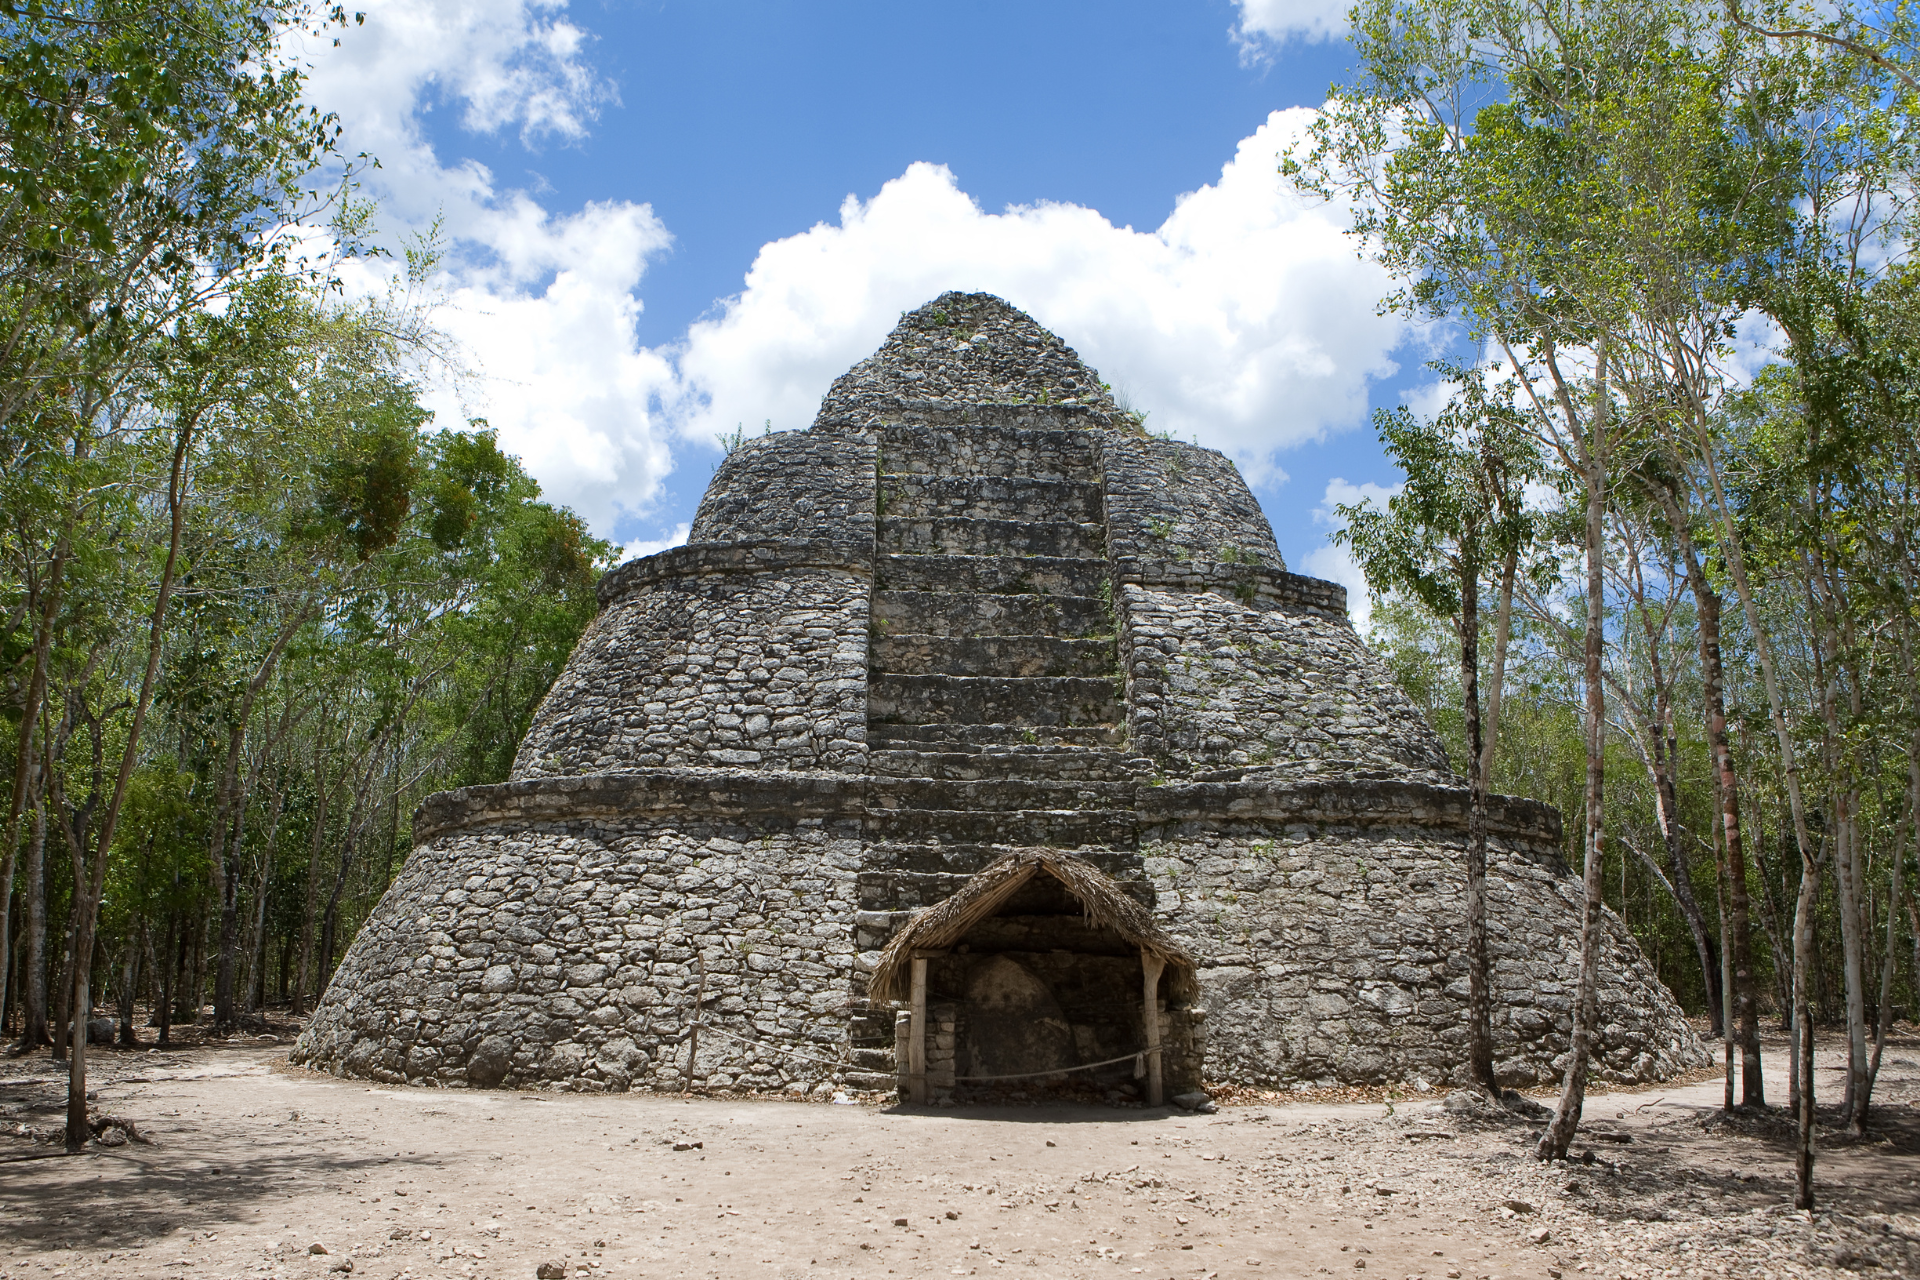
(1338, 364, 1539, 1096)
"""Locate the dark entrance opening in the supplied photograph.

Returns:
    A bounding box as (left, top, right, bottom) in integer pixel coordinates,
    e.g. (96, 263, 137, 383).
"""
(870, 852, 1201, 1105)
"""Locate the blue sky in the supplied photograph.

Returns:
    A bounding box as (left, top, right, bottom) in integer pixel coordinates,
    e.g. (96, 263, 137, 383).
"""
(305, 0, 1428, 616)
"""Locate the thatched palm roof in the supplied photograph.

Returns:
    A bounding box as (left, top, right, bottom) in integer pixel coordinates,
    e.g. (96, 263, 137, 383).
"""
(868, 851, 1198, 1003)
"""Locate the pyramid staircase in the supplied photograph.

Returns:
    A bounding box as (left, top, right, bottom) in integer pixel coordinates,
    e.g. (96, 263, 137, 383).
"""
(844, 417, 1153, 1088)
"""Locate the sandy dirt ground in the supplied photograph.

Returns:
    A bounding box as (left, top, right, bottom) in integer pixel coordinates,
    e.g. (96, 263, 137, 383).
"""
(5, 1029, 1920, 1280)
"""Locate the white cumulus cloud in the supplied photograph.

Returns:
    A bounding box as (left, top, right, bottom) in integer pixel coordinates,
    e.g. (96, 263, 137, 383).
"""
(296, 0, 678, 537)
(619, 522, 691, 564)
(1233, 0, 1353, 52)
(672, 110, 1409, 489)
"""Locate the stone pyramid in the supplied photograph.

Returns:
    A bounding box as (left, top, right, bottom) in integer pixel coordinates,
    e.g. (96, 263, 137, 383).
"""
(294, 292, 1704, 1096)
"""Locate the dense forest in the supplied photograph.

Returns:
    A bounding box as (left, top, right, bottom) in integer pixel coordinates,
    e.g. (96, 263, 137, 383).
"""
(1290, 0, 1920, 1192)
(0, 0, 609, 1141)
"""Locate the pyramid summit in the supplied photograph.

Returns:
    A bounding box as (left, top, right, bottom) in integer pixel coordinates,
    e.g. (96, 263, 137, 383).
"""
(294, 292, 1705, 1098)
(819, 291, 1126, 422)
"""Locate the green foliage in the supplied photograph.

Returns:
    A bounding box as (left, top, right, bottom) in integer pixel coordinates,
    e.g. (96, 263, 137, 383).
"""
(1337, 362, 1541, 629)
(0, 0, 359, 435)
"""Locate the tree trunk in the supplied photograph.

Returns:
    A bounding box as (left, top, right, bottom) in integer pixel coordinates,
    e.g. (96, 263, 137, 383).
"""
(0, 761, 28, 1051)
(64, 410, 193, 1148)
(292, 749, 332, 1017)
(210, 728, 244, 1034)
(1868, 765, 1908, 1090)
(157, 915, 177, 1046)
(1460, 536, 1497, 1097)
(1, 531, 69, 1020)
(209, 609, 309, 1033)
(1665, 505, 1763, 1103)
(50, 909, 71, 1062)
(116, 922, 142, 1045)
(1647, 630, 1722, 1035)
(1539, 345, 1606, 1163)
(1805, 572, 1869, 1134)
(243, 781, 285, 1016)
(1834, 792, 1870, 1133)
(1793, 856, 1820, 1209)
(66, 964, 89, 1149)
(17, 796, 48, 1049)
(182, 910, 206, 1027)
(1696, 419, 1821, 1198)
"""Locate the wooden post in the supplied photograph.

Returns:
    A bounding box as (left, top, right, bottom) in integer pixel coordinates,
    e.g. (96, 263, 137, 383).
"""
(1142, 950, 1165, 1107)
(683, 949, 707, 1096)
(909, 956, 929, 1105)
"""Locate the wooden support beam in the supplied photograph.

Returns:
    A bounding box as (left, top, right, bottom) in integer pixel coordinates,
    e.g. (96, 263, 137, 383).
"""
(1142, 949, 1166, 1108)
(909, 955, 929, 1105)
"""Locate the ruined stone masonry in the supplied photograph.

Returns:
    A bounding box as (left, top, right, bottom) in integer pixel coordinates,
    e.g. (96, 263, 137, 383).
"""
(294, 292, 1706, 1097)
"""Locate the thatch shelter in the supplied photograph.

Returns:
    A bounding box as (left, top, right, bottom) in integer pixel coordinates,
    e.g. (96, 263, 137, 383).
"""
(869, 851, 1200, 1105)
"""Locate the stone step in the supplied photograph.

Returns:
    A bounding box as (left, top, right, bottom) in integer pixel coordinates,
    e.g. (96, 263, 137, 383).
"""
(866, 722, 1127, 750)
(879, 421, 1099, 481)
(869, 776, 1137, 812)
(840, 1071, 900, 1092)
(848, 1007, 897, 1045)
(856, 853, 1149, 905)
(850, 1047, 896, 1070)
(878, 515, 1104, 559)
(878, 475, 1103, 523)
(871, 634, 1116, 678)
(876, 553, 1109, 597)
(867, 747, 1153, 781)
(861, 805, 1139, 849)
(869, 673, 1122, 727)
(873, 591, 1111, 639)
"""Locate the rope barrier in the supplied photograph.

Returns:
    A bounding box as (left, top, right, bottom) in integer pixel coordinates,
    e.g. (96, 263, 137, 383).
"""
(677, 1023, 1161, 1084)
(954, 1045, 1163, 1084)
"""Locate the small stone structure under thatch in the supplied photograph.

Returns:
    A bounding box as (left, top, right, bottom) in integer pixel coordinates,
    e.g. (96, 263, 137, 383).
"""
(871, 852, 1200, 1104)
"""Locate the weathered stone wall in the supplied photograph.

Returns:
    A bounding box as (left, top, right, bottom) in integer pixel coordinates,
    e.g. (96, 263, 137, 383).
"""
(1101, 436, 1282, 568)
(512, 558, 870, 779)
(290, 810, 863, 1093)
(1118, 582, 1454, 779)
(296, 768, 1703, 1092)
(1147, 821, 1706, 1087)
(688, 432, 877, 544)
